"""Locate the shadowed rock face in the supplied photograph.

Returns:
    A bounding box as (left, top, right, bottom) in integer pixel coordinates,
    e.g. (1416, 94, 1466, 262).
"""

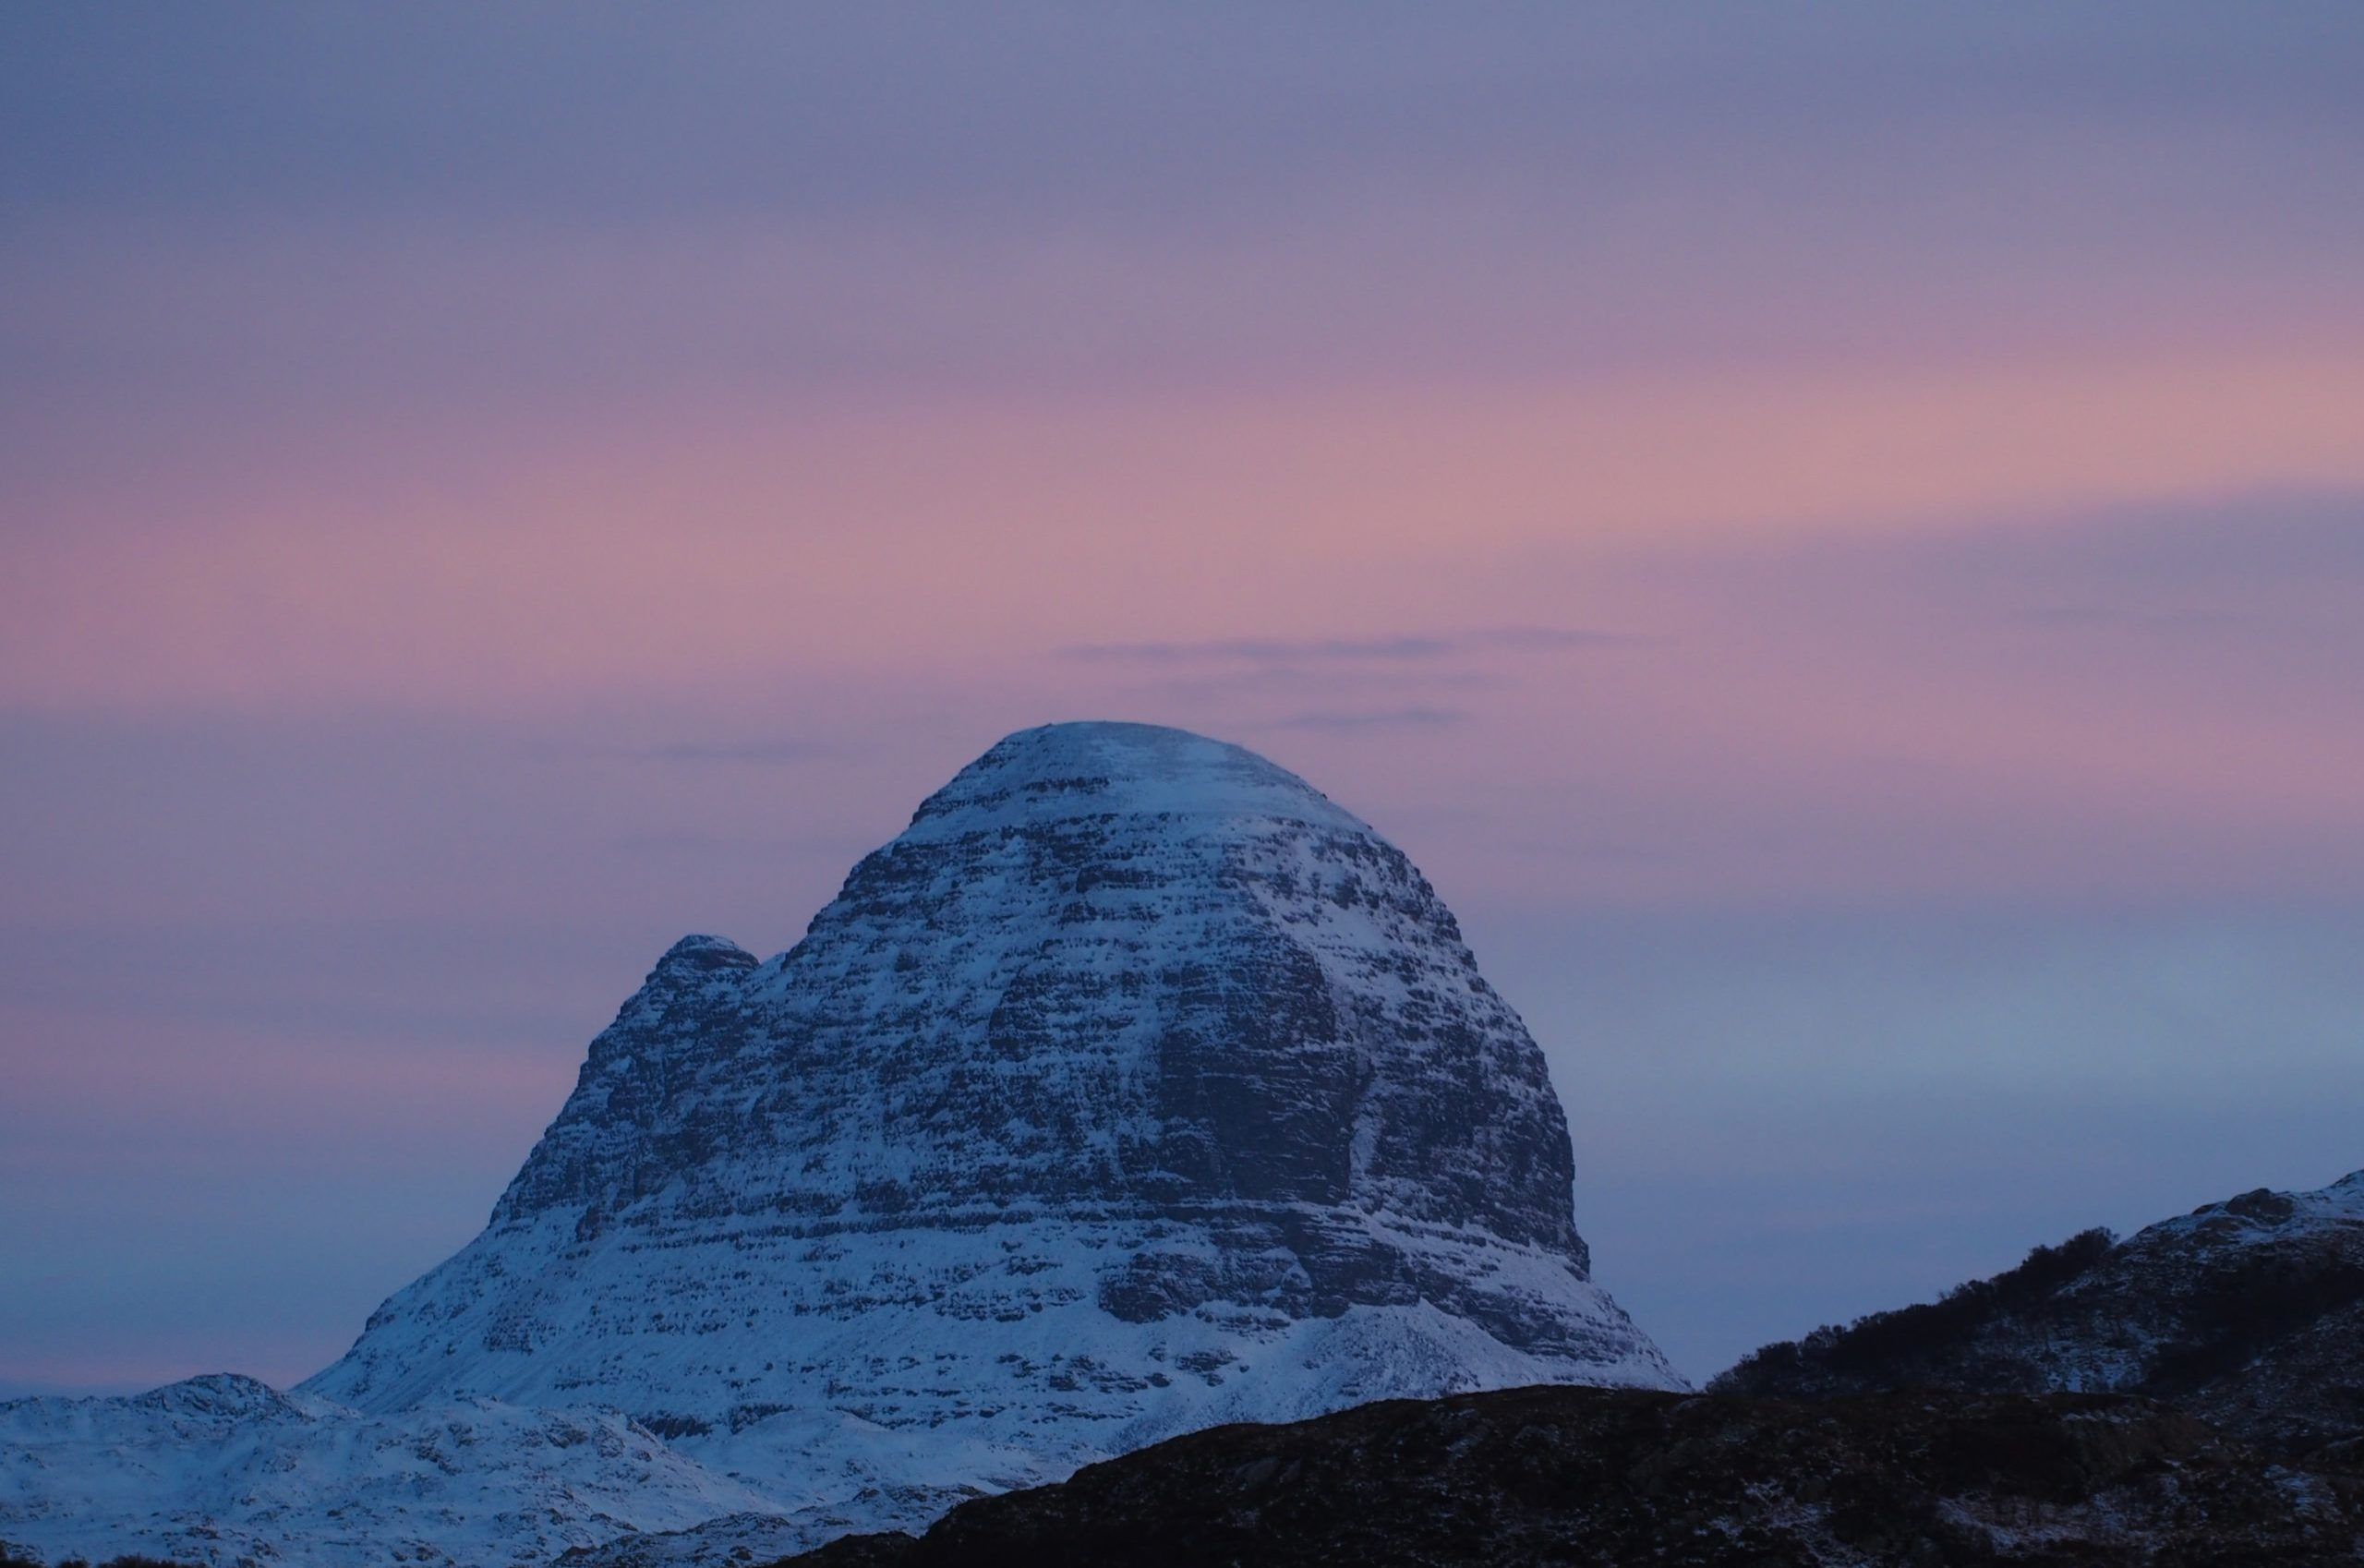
(496, 726, 1584, 1256)
(778, 1383, 2364, 1568)
(307, 722, 1674, 1549)
(493, 934, 762, 1236)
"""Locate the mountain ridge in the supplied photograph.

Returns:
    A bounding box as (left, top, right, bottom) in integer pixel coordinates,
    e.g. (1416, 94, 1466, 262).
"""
(1712, 1165, 2364, 1460)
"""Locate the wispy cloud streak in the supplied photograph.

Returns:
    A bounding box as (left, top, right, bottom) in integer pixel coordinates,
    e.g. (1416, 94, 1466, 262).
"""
(1058, 627, 1629, 667)
(620, 739, 839, 765)
(1265, 706, 1470, 732)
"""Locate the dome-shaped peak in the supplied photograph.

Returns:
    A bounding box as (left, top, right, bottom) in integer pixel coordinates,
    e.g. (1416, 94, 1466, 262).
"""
(902, 721, 1365, 840)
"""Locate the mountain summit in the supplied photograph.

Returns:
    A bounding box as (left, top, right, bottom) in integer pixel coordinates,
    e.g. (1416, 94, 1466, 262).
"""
(311, 725, 1673, 1475)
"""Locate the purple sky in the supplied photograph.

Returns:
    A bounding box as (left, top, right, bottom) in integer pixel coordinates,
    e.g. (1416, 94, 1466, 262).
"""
(4, 5, 2361, 1391)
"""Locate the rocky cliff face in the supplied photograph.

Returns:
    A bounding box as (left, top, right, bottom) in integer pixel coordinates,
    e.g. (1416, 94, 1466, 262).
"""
(288, 721, 1672, 1553)
(1714, 1169, 2364, 1462)
(487, 721, 1598, 1285)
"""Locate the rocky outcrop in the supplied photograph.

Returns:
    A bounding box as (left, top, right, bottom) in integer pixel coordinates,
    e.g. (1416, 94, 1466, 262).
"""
(1714, 1169, 2364, 1462)
(779, 1382, 2364, 1568)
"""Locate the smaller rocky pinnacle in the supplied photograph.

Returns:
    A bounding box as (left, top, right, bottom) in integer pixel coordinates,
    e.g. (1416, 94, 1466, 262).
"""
(643, 933, 759, 986)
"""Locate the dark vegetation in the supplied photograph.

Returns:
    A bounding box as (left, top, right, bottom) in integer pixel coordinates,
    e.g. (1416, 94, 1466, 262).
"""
(1714, 1228, 2117, 1392)
(1707, 1192, 2364, 1463)
(2145, 1247, 2364, 1389)
(776, 1382, 2362, 1567)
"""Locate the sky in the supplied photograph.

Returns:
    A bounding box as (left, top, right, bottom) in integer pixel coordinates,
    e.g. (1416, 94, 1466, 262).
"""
(3, 3, 2361, 1393)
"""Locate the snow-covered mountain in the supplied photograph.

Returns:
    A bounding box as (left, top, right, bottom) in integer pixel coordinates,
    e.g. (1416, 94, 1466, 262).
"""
(0, 1374, 778, 1567)
(2, 722, 1676, 1566)
(1714, 1168, 2364, 1461)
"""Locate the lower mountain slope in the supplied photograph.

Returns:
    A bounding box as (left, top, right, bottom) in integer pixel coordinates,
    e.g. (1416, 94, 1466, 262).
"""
(1713, 1168, 2364, 1462)
(0, 1376, 776, 1568)
(780, 1382, 2364, 1568)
